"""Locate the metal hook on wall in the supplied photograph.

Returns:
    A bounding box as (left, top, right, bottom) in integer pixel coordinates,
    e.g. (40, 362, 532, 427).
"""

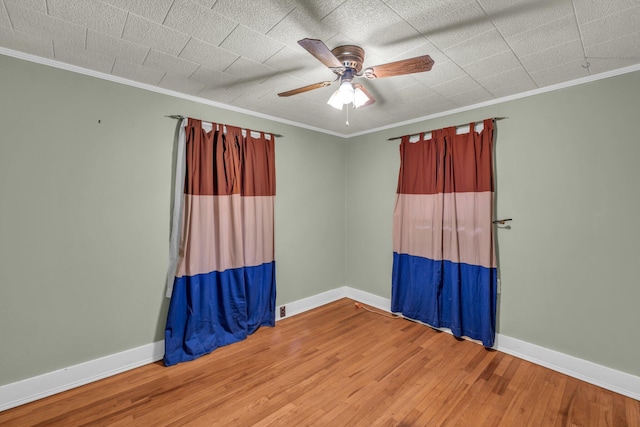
(492, 218, 513, 225)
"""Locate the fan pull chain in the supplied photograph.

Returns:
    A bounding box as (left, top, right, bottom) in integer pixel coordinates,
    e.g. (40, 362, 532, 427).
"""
(346, 104, 349, 127)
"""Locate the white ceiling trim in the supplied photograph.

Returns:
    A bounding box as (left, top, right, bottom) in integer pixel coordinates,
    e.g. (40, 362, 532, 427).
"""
(3, 46, 640, 140)
(0, 46, 344, 138)
(347, 62, 640, 138)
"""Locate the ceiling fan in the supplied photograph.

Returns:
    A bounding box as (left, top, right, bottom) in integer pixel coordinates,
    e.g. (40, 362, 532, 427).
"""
(277, 38, 434, 110)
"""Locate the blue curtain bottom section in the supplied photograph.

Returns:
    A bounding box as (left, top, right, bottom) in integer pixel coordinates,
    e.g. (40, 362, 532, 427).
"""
(391, 253, 497, 347)
(164, 261, 276, 366)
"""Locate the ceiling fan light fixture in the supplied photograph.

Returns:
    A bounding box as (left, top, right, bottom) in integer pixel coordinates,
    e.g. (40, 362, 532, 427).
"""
(337, 81, 355, 103)
(327, 81, 355, 110)
(353, 86, 370, 108)
(327, 90, 344, 110)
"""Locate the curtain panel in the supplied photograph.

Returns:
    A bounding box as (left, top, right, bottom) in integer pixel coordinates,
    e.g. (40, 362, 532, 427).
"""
(391, 119, 497, 347)
(164, 118, 276, 366)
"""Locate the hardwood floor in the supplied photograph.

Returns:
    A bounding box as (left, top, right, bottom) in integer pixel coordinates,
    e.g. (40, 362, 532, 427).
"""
(1, 298, 638, 426)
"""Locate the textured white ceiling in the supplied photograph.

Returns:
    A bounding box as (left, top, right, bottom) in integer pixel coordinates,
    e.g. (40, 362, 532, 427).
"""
(1, 0, 639, 135)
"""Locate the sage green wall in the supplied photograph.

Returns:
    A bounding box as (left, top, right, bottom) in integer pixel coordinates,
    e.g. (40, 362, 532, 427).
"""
(3, 50, 638, 388)
(0, 54, 345, 386)
(346, 70, 640, 377)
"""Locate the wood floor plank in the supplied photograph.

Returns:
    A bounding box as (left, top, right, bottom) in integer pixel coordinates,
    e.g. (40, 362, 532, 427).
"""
(0, 298, 638, 426)
(537, 370, 568, 426)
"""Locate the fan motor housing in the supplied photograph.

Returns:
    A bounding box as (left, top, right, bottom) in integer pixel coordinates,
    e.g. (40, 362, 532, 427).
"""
(331, 45, 365, 73)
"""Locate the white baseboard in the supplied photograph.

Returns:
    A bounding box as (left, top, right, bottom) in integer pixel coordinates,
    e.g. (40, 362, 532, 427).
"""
(0, 341, 164, 412)
(496, 335, 640, 401)
(0, 289, 349, 412)
(346, 287, 640, 401)
(2, 286, 638, 412)
(345, 286, 391, 312)
(276, 287, 347, 321)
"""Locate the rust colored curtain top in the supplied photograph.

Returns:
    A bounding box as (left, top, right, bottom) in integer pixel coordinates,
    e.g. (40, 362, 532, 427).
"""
(397, 119, 494, 195)
(184, 118, 276, 197)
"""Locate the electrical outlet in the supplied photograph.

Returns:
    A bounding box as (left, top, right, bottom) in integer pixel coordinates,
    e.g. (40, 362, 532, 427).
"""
(280, 306, 286, 318)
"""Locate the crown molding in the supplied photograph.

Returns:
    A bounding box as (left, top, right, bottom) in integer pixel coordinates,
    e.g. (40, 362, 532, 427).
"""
(347, 62, 640, 138)
(2, 47, 640, 140)
(0, 47, 344, 138)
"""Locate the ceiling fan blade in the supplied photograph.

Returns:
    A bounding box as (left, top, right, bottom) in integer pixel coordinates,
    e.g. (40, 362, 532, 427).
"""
(298, 38, 343, 70)
(354, 84, 376, 108)
(277, 81, 333, 97)
(363, 55, 434, 79)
